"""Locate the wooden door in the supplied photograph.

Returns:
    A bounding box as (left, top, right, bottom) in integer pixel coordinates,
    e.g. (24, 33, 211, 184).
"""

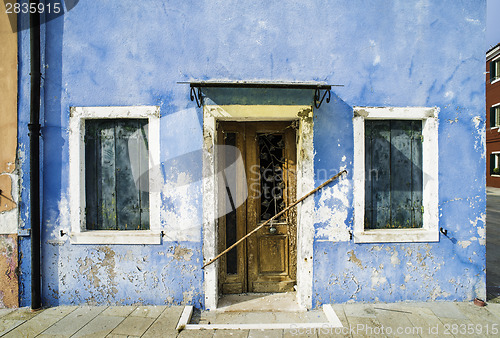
(218, 121, 297, 294)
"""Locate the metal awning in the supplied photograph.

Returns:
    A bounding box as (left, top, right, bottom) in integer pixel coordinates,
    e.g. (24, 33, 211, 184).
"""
(180, 81, 343, 108)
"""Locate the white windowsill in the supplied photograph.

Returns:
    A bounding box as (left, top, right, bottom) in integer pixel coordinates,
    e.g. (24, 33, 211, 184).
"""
(491, 78, 500, 85)
(354, 228, 439, 243)
(69, 230, 161, 245)
(491, 127, 499, 130)
(491, 175, 500, 178)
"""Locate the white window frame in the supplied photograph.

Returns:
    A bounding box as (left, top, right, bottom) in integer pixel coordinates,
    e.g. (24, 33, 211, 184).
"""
(353, 107, 439, 243)
(491, 151, 500, 177)
(69, 106, 161, 244)
(491, 103, 500, 129)
(491, 56, 500, 85)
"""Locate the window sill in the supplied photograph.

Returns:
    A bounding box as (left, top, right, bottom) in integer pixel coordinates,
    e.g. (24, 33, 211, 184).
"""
(491, 78, 500, 85)
(353, 228, 439, 243)
(491, 175, 500, 178)
(69, 230, 161, 245)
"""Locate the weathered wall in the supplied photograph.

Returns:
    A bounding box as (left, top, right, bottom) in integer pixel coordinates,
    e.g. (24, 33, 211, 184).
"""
(311, 2, 486, 305)
(0, 1, 18, 308)
(17, 0, 486, 307)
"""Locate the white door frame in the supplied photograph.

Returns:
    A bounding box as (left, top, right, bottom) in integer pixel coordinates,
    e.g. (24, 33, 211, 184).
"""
(202, 105, 315, 310)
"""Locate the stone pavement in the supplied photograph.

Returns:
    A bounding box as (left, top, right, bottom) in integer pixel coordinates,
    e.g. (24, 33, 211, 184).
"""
(1, 301, 500, 337)
(487, 187, 500, 302)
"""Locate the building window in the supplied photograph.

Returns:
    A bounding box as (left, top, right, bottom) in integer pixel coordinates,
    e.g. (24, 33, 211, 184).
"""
(491, 152, 500, 176)
(353, 107, 439, 243)
(490, 105, 500, 128)
(491, 59, 500, 83)
(69, 106, 161, 244)
(364, 120, 423, 229)
(85, 119, 149, 230)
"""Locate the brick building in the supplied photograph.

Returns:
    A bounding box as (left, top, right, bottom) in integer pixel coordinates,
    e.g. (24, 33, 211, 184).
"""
(487, 43, 500, 187)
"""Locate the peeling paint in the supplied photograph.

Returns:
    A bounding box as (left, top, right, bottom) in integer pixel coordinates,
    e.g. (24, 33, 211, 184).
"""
(315, 177, 350, 241)
(470, 214, 486, 245)
(458, 240, 472, 248)
(167, 245, 193, 261)
(0, 235, 18, 308)
(161, 172, 201, 242)
(390, 250, 400, 267)
(347, 250, 364, 270)
(370, 267, 388, 290)
(0, 173, 19, 235)
(472, 115, 486, 158)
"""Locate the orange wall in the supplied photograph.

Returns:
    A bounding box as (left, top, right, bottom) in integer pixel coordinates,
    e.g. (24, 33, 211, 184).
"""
(0, 1, 18, 308)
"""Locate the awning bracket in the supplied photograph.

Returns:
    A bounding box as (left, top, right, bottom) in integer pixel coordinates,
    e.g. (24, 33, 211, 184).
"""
(314, 88, 331, 109)
(183, 81, 342, 109)
(190, 86, 202, 108)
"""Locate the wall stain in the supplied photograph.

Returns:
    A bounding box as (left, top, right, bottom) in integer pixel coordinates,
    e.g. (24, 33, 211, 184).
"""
(0, 235, 18, 308)
(347, 250, 364, 269)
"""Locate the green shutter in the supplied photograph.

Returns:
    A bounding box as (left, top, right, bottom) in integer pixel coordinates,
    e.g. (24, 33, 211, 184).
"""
(84, 121, 99, 230)
(366, 121, 391, 229)
(85, 119, 149, 230)
(410, 121, 423, 228)
(491, 61, 497, 82)
(98, 121, 118, 229)
(491, 107, 496, 128)
(365, 120, 423, 229)
(364, 122, 373, 228)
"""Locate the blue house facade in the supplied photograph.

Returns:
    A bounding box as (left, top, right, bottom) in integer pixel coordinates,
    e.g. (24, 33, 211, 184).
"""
(16, 0, 486, 310)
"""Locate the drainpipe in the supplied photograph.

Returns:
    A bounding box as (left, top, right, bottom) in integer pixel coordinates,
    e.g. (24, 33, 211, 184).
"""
(29, 0, 42, 310)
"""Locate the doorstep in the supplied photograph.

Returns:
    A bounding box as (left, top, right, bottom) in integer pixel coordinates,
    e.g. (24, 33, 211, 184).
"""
(176, 304, 342, 331)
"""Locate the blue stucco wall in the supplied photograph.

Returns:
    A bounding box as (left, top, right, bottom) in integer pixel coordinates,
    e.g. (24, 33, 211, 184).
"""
(18, 0, 486, 307)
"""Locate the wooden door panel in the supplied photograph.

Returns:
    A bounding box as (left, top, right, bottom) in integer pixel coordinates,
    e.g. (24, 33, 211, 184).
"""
(251, 281, 296, 293)
(258, 235, 288, 274)
(246, 122, 297, 293)
(218, 121, 296, 294)
(217, 122, 247, 294)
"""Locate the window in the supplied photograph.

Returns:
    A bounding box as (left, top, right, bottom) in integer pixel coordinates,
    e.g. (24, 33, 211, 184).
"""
(490, 152, 500, 176)
(353, 107, 439, 243)
(490, 104, 500, 128)
(364, 120, 423, 229)
(85, 119, 149, 230)
(490, 59, 500, 83)
(69, 106, 161, 244)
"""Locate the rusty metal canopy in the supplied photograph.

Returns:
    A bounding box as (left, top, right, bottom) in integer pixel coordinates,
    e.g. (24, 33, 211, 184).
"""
(184, 80, 335, 90)
(181, 81, 342, 108)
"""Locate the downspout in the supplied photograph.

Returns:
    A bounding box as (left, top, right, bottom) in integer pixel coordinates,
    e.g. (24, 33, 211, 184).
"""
(29, 0, 41, 310)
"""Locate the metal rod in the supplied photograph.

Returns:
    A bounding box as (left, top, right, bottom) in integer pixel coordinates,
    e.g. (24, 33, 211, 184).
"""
(179, 81, 343, 89)
(202, 170, 348, 269)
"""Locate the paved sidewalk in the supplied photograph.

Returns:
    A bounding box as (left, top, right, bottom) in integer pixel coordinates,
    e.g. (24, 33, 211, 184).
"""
(487, 188, 500, 301)
(486, 187, 500, 196)
(1, 301, 500, 337)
